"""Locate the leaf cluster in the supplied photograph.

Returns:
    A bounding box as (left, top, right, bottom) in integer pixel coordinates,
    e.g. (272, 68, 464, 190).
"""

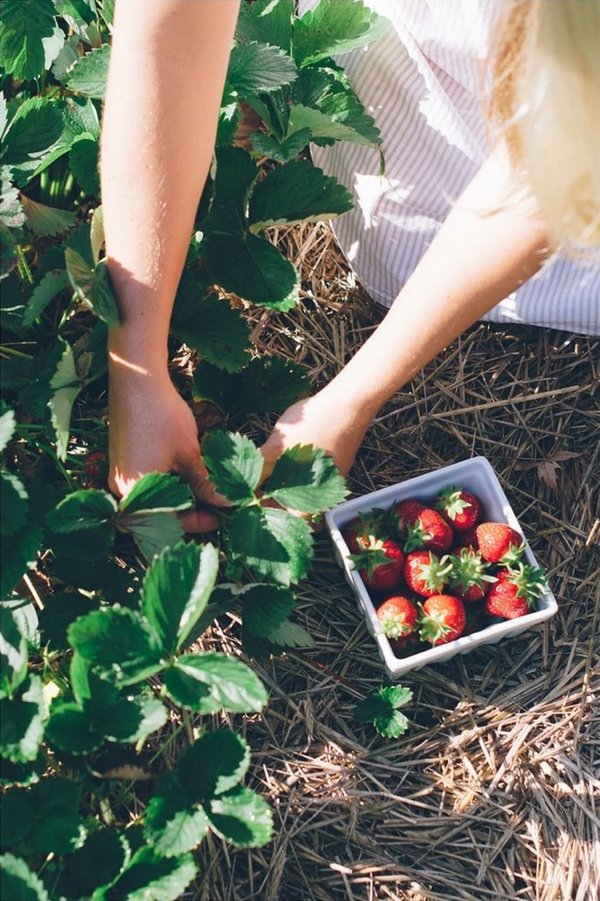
(0, 0, 383, 897)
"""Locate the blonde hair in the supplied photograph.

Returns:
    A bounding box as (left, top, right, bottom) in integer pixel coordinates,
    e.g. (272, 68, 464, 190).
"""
(490, 0, 600, 250)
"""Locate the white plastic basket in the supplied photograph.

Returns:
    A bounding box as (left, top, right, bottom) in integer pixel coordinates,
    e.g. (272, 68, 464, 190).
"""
(325, 456, 558, 678)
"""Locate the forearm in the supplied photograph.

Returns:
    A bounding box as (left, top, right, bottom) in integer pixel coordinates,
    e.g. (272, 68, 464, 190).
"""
(326, 152, 550, 417)
(101, 0, 240, 376)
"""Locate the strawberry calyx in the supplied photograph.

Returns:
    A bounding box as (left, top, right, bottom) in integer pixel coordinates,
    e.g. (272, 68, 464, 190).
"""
(349, 539, 397, 578)
(436, 485, 471, 520)
(377, 610, 413, 640)
(449, 547, 497, 593)
(418, 605, 453, 644)
(409, 552, 453, 592)
(498, 562, 547, 603)
(499, 542, 527, 569)
(404, 518, 434, 553)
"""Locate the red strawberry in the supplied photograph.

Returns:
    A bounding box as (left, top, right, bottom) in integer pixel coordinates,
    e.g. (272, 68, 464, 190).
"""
(435, 486, 481, 531)
(394, 499, 425, 535)
(342, 510, 387, 553)
(448, 547, 496, 602)
(420, 594, 466, 645)
(85, 451, 107, 487)
(476, 522, 524, 564)
(350, 538, 405, 592)
(484, 563, 547, 619)
(404, 509, 453, 554)
(376, 595, 419, 640)
(404, 550, 453, 598)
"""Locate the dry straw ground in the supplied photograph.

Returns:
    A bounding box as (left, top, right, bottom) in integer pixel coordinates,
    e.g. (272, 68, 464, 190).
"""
(188, 223, 599, 901)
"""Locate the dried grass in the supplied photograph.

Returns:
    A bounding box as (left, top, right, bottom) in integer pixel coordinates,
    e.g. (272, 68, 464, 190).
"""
(190, 223, 599, 900)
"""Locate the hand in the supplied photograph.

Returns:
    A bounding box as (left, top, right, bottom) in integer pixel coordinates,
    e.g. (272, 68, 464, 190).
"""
(108, 366, 222, 532)
(260, 387, 373, 481)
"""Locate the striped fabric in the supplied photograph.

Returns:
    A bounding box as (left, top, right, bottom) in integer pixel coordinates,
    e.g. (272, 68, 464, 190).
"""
(299, 0, 600, 335)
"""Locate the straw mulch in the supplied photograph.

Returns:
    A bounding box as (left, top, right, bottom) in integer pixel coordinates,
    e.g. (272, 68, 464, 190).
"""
(191, 224, 600, 901)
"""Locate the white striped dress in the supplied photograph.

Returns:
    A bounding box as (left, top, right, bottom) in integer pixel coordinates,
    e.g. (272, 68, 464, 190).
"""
(300, 0, 600, 335)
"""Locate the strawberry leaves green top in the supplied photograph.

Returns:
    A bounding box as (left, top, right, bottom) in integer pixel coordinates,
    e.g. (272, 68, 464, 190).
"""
(262, 444, 347, 513)
(202, 431, 263, 503)
(145, 731, 273, 856)
(141, 542, 219, 656)
(354, 685, 413, 739)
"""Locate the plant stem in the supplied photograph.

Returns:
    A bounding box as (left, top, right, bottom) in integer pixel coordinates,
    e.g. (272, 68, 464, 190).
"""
(16, 245, 34, 284)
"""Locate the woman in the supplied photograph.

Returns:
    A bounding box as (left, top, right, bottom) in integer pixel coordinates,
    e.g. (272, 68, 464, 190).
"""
(101, 0, 599, 526)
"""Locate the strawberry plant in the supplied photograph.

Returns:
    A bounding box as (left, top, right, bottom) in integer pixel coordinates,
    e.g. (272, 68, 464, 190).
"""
(0, 0, 387, 897)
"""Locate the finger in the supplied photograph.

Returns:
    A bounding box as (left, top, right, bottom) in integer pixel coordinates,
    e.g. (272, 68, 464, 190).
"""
(179, 507, 220, 534)
(176, 453, 230, 508)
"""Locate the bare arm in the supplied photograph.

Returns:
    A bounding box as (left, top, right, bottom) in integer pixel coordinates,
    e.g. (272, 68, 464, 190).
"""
(101, 0, 240, 527)
(261, 151, 550, 474)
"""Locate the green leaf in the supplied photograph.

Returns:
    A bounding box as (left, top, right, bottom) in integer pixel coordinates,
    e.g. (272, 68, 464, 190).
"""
(144, 792, 209, 858)
(20, 196, 77, 236)
(65, 44, 111, 99)
(249, 160, 352, 232)
(227, 41, 298, 98)
(354, 684, 413, 739)
(203, 230, 298, 308)
(0, 853, 49, 901)
(0, 223, 18, 279)
(171, 290, 251, 374)
(141, 541, 219, 655)
(68, 607, 164, 685)
(38, 591, 100, 651)
(0, 778, 83, 855)
(0, 522, 43, 599)
(178, 730, 250, 800)
(0, 471, 28, 536)
(316, 77, 382, 146)
(87, 679, 168, 744)
(373, 708, 410, 739)
(206, 144, 258, 232)
(0, 0, 56, 81)
(243, 617, 315, 656)
(56, 829, 126, 901)
(48, 338, 81, 460)
(228, 505, 313, 586)
(95, 846, 197, 901)
(0, 403, 16, 452)
(241, 585, 296, 635)
(265, 618, 314, 648)
(164, 652, 268, 714)
(46, 488, 117, 533)
(0, 167, 25, 228)
(193, 356, 310, 418)
(263, 444, 347, 513)
(45, 701, 104, 754)
(69, 132, 100, 196)
(288, 102, 375, 147)
(378, 685, 413, 708)
(65, 248, 120, 326)
(118, 472, 194, 516)
(22, 269, 69, 327)
(47, 522, 115, 561)
(208, 786, 273, 848)
(0, 606, 28, 698)
(1, 97, 64, 167)
(0, 676, 45, 764)
(216, 98, 241, 147)
(202, 430, 264, 503)
(119, 511, 185, 564)
(293, 0, 388, 66)
(250, 127, 311, 163)
(236, 0, 294, 53)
